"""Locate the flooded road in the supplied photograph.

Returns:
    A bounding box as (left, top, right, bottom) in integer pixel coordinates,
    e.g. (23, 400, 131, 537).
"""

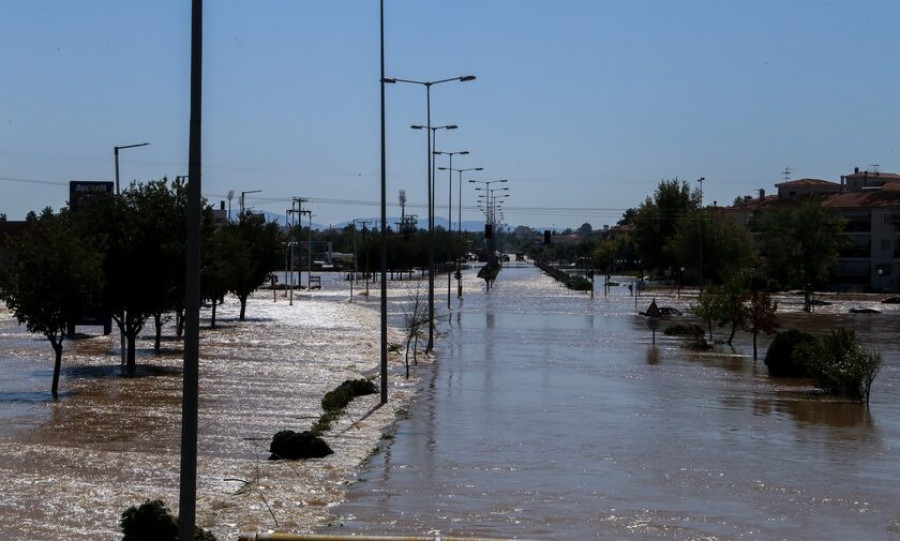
(0, 288, 416, 540)
(326, 266, 900, 540)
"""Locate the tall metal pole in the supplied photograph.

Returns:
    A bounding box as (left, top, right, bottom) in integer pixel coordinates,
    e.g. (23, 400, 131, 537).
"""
(697, 176, 705, 296)
(447, 152, 453, 308)
(179, 0, 202, 538)
(379, 0, 388, 404)
(426, 83, 435, 353)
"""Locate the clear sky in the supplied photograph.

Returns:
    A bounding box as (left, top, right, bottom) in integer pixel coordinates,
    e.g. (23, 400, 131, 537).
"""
(2, 1, 899, 230)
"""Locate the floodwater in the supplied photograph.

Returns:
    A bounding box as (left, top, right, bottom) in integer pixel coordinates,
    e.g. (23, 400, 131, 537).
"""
(325, 265, 900, 540)
(0, 282, 418, 540)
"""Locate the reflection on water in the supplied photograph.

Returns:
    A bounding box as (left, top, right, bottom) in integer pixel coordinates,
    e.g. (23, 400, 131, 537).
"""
(327, 266, 900, 540)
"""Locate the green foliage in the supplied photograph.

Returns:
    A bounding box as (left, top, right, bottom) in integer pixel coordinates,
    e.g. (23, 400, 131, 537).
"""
(690, 285, 722, 343)
(798, 328, 884, 405)
(669, 210, 759, 286)
(743, 289, 779, 360)
(0, 210, 103, 396)
(632, 179, 700, 271)
(221, 213, 285, 320)
(535, 261, 593, 291)
(760, 200, 847, 290)
(269, 430, 333, 460)
(321, 378, 377, 412)
(120, 500, 177, 541)
(120, 499, 217, 541)
(764, 330, 817, 378)
(663, 323, 704, 337)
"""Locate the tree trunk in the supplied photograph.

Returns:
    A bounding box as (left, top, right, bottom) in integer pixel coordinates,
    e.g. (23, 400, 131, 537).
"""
(727, 322, 737, 346)
(752, 330, 759, 361)
(176, 307, 185, 339)
(51, 337, 63, 399)
(153, 313, 163, 354)
(125, 318, 142, 375)
(239, 294, 248, 321)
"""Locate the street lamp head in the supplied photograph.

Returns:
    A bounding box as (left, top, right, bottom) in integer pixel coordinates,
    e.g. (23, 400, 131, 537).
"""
(697, 177, 705, 182)
(459, 75, 477, 82)
(460, 151, 470, 155)
(474, 167, 483, 171)
(446, 125, 459, 130)
(410, 124, 425, 130)
(383, 77, 397, 84)
(438, 166, 449, 171)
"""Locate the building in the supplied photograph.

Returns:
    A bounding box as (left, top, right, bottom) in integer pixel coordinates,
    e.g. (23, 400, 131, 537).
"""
(730, 168, 900, 292)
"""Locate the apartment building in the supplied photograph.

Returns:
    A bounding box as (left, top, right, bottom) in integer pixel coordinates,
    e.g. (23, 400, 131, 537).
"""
(730, 168, 900, 292)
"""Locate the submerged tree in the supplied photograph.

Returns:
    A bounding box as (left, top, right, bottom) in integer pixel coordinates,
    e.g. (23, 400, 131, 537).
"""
(401, 282, 430, 378)
(0, 210, 102, 397)
(223, 212, 284, 321)
(761, 200, 847, 305)
(743, 290, 778, 361)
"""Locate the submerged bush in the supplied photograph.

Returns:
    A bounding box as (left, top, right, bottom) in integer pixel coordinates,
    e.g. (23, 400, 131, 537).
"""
(321, 378, 376, 412)
(764, 329, 817, 377)
(269, 430, 333, 460)
(798, 328, 884, 405)
(664, 323, 704, 337)
(120, 499, 217, 541)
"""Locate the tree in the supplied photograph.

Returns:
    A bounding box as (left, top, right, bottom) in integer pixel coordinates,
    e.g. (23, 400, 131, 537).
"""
(632, 179, 700, 273)
(401, 283, 430, 378)
(224, 213, 284, 320)
(690, 285, 722, 344)
(760, 200, 847, 304)
(126, 177, 190, 351)
(669, 210, 758, 287)
(743, 289, 778, 360)
(716, 274, 751, 346)
(0, 210, 102, 397)
(68, 183, 174, 373)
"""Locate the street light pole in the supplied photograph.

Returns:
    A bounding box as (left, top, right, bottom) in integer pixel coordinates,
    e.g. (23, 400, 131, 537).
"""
(469, 179, 509, 269)
(697, 177, 705, 296)
(434, 150, 469, 308)
(440, 166, 482, 299)
(385, 75, 474, 353)
(240, 189, 262, 218)
(114, 142, 149, 195)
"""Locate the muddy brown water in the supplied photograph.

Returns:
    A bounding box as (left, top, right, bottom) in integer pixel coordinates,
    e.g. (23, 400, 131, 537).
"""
(0, 289, 416, 540)
(2, 267, 898, 540)
(324, 266, 900, 540)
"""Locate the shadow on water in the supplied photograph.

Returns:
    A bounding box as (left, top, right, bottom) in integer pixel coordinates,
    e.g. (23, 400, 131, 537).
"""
(752, 395, 876, 429)
(63, 363, 181, 379)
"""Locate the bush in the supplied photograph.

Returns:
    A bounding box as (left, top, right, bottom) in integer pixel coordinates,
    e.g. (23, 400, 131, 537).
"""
(120, 500, 177, 541)
(664, 323, 704, 337)
(321, 378, 376, 412)
(269, 429, 333, 460)
(764, 330, 817, 377)
(799, 328, 884, 405)
(120, 499, 217, 541)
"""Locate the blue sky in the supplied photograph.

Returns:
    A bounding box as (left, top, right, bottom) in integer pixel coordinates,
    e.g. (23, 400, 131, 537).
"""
(2, 1, 899, 229)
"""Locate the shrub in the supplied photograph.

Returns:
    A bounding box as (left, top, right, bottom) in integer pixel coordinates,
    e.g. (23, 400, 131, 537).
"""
(764, 330, 817, 377)
(120, 499, 217, 541)
(664, 323, 704, 337)
(321, 378, 376, 412)
(269, 429, 334, 460)
(799, 328, 884, 405)
(120, 500, 177, 541)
